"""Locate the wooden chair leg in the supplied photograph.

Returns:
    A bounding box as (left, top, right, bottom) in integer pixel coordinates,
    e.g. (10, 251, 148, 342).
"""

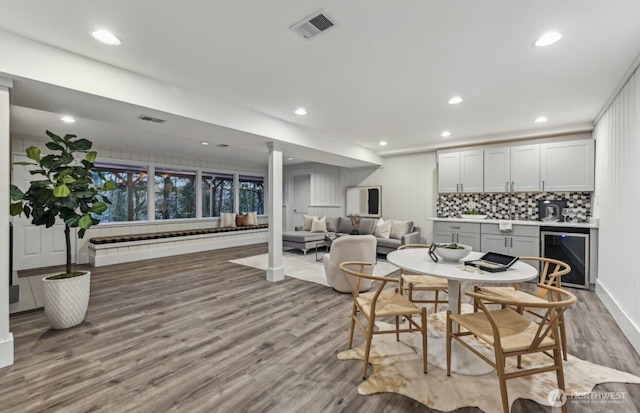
(362, 316, 375, 379)
(495, 354, 510, 413)
(348, 303, 357, 349)
(421, 307, 428, 374)
(395, 316, 400, 341)
(560, 315, 568, 361)
(434, 290, 439, 312)
(446, 311, 452, 376)
(554, 346, 568, 413)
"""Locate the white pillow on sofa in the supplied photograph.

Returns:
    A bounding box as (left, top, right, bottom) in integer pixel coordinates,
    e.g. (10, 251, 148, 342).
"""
(303, 215, 317, 231)
(221, 212, 237, 227)
(375, 218, 391, 238)
(311, 216, 328, 232)
(390, 220, 413, 239)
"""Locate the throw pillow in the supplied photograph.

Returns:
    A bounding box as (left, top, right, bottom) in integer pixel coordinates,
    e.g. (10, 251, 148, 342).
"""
(375, 218, 392, 238)
(220, 212, 237, 228)
(310, 216, 328, 233)
(303, 215, 317, 231)
(390, 220, 413, 239)
(247, 211, 258, 225)
(236, 214, 250, 227)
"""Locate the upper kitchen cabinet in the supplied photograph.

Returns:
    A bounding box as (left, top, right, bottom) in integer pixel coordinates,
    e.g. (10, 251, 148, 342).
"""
(540, 139, 595, 191)
(484, 145, 540, 192)
(437, 150, 483, 193)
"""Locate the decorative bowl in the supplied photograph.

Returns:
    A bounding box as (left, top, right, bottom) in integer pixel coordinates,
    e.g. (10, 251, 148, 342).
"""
(460, 214, 488, 220)
(435, 243, 472, 262)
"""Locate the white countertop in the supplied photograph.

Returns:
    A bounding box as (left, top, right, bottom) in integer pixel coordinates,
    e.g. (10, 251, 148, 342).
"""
(430, 217, 598, 228)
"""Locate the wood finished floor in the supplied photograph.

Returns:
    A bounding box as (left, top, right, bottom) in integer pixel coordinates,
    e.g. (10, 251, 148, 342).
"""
(2, 244, 639, 412)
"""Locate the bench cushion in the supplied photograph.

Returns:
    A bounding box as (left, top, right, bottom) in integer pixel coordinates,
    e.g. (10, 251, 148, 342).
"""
(89, 224, 268, 245)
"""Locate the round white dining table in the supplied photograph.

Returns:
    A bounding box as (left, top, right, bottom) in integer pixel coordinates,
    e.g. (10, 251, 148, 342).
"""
(386, 249, 538, 375)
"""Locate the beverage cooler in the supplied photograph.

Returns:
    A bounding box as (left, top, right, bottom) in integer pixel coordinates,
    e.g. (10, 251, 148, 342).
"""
(540, 226, 590, 289)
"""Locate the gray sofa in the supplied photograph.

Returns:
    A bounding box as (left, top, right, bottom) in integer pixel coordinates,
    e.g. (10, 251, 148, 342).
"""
(282, 216, 420, 255)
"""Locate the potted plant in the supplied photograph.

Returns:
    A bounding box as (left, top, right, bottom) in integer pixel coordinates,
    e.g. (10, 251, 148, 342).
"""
(9, 131, 114, 329)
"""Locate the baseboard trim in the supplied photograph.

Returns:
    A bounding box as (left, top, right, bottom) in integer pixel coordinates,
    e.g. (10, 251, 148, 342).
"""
(0, 333, 14, 369)
(596, 280, 640, 355)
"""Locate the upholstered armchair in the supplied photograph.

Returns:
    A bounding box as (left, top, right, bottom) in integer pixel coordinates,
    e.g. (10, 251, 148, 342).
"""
(324, 235, 376, 293)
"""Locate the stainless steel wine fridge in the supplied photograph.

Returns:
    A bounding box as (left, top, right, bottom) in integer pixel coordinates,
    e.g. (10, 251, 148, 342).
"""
(540, 227, 590, 289)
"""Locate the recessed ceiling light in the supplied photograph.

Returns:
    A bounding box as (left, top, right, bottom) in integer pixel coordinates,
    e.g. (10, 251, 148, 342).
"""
(379, 141, 387, 146)
(441, 131, 451, 137)
(534, 116, 548, 123)
(448, 96, 463, 105)
(294, 108, 307, 116)
(200, 141, 210, 146)
(60, 116, 76, 123)
(287, 157, 294, 161)
(534, 32, 562, 47)
(91, 30, 121, 46)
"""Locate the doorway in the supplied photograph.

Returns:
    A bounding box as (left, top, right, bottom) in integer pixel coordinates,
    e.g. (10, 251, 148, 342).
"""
(292, 174, 311, 229)
(12, 155, 75, 270)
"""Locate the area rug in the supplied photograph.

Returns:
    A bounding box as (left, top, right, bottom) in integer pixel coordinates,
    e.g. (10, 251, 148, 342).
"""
(230, 250, 399, 287)
(338, 307, 640, 412)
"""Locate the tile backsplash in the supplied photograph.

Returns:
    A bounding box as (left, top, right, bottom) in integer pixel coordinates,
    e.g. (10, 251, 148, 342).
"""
(436, 192, 592, 222)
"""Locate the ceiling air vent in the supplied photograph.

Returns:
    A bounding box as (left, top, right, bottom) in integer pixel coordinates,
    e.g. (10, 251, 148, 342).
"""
(137, 114, 166, 124)
(290, 9, 336, 39)
(216, 144, 229, 148)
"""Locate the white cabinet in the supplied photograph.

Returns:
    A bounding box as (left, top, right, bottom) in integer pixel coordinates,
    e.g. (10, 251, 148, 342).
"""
(484, 145, 540, 192)
(480, 224, 540, 269)
(510, 144, 540, 192)
(438, 150, 483, 193)
(433, 222, 481, 251)
(540, 139, 595, 191)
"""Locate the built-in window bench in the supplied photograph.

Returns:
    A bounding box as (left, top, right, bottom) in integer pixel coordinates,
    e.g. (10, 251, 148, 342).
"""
(88, 224, 268, 267)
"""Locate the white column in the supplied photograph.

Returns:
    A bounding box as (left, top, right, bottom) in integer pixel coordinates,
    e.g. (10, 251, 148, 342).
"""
(0, 77, 14, 368)
(266, 142, 284, 282)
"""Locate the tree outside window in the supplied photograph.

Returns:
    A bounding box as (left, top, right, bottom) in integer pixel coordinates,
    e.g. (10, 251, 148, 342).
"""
(202, 173, 234, 217)
(93, 164, 148, 222)
(154, 169, 196, 219)
(239, 175, 264, 214)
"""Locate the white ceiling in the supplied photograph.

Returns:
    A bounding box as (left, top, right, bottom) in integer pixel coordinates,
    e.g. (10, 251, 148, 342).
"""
(1, 0, 640, 166)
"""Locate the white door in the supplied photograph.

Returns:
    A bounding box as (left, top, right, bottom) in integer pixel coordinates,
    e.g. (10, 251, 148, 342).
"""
(12, 155, 75, 270)
(437, 153, 460, 193)
(484, 148, 511, 192)
(460, 150, 484, 193)
(292, 174, 310, 229)
(540, 139, 595, 191)
(510, 145, 540, 191)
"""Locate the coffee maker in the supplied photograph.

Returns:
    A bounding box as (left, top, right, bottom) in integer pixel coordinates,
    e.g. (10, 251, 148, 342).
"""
(538, 200, 567, 222)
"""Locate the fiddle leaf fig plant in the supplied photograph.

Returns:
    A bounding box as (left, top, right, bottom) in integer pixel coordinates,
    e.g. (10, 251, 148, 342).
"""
(9, 130, 115, 277)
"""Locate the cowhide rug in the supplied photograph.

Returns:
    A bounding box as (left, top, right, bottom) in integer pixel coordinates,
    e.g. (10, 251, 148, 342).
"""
(338, 307, 640, 412)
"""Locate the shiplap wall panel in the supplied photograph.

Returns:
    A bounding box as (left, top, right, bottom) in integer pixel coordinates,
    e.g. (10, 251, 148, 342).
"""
(593, 66, 640, 351)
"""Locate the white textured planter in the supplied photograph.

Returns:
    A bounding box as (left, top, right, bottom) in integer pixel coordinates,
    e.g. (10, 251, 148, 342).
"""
(42, 271, 91, 330)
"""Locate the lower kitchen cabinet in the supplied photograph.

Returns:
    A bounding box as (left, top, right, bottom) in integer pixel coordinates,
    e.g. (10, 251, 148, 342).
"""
(433, 222, 481, 251)
(480, 223, 540, 270)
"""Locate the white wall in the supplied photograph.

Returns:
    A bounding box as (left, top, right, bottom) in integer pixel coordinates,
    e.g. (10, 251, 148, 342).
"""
(283, 152, 438, 241)
(342, 152, 437, 242)
(592, 66, 640, 354)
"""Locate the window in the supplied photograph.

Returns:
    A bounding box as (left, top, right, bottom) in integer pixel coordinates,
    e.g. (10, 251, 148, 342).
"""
(239, 175, 264, 214)
(202, 173, 234, 217)
(93, 163, 148, 222)
(154, 169, 196, 219)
